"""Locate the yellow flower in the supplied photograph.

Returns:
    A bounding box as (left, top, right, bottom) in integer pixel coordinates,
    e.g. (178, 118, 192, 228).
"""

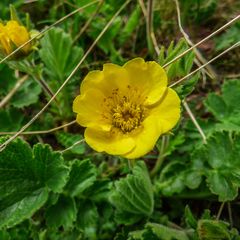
(0, 20, 31, 57)
(73, 58, 181, 159)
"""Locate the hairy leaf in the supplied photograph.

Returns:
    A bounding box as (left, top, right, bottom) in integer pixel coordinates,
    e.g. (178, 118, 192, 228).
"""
(0, 137, 69, 228)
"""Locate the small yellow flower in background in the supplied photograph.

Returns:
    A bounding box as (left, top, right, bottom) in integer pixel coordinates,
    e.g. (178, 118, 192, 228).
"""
(73, 58, 181, 159)
(0, 20, 31, 58)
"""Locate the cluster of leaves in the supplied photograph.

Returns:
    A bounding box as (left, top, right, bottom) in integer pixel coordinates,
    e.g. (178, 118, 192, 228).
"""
(0, 0, 240, 239)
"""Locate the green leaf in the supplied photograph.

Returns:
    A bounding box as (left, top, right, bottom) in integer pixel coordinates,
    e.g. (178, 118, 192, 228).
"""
(119, 6, 141, 45)
(184, 205, 197, 229)
(39, 27, 84, 83)
(56, 132, 85, 154)
(157, 161, 186, 196)
(156, 161, 202, 196)
(146, 223, 189, 240)
(0, 64, 16, 95)
(0, 108, 24, 132)
(215, 22, 240, 51)
(82, 179, 112, 202)
(192, 131, 240, 201)
(110, 161, 154, 225)
(197, 220, 231, 240)
(32, 144, 69, 193)
(174, 73, 199, 99)
(158, 39, 198, 98)
(11, 77, 42, 108)
(0, 188, 48, 230)
(129, 223, 190, 240)
(76, 200, 99, 240)
(88, 17, 122, 55)
(205, 79, 240, 130)
(0, 137, 69, 229)
(65, 159, 97, 197)
(46, 195, 77, 229)
(207, 171, 238, 202)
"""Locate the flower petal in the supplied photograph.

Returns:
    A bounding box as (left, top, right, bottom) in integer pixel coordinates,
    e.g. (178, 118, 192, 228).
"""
(73, 89, 111, 131)
(81, 63, 129, 96)
(6, 21, 30, 53)
(151, 88, 181, 133)
(123, 58, 167, 105)
(85, 128, 135, 155)
(123, 115, 161, 159)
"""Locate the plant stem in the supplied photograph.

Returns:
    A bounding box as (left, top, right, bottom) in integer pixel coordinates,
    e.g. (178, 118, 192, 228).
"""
(150, 135, 167, 177)
(216, 202, 225, 220)
(0, 75, 28, 108)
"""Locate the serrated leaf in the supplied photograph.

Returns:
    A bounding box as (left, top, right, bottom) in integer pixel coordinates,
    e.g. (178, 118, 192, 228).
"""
(205, 80, 240, 130)
(82, 179, 112, 202)
(39, 27, 84, 83)
(65, 159, 97, 197)
(11, 77, 42, 108)
(32, 144, 69, 193)
(185, 205, 197, 228)
(192, 131, 240, 201)
(158, 39, 198, 97)
(0, 188, 48, 230)
(207, 171, 238, 201)
(129, 223, 189, 240)
(0, 137, 69, 229)
(197, 220, 231, 240)
(174, 73, 199, 99)
(110, 161, 154, 225)
(56, 132, 85, 154)
(157, 161, 185, 196)
(77, 200, 99, 240)
(215, 22, 240, 51)
(46, 195, 77, 229)
(146, 223, 189, 240)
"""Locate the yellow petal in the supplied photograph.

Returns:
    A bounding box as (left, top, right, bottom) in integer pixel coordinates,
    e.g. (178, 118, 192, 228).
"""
(80, 63, 129, 96)
(123, 115, 161, 159)
(0, 33, 11, 55)
(85, 128, 135, 155)
(151, 88, 181, 134)
(123, 58, 167, 105)
(73, 89, 111, 131)
(6, 20, 30, 53)
(0, 23, 5, 32)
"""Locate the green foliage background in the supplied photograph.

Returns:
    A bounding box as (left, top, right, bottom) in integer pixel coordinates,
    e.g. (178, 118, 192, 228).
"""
(0, 0, 240, 239)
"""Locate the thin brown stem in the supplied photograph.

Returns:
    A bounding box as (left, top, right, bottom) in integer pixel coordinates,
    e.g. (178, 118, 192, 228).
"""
(227, 202, 233, 227)
(73, 0, 104, 44)
(183, 100, 207, 143)
(146, 0, 154, 55)
(174, 0, 216, 80)
(216, 202, 225, 220)
(138, 0, 147, 18)
(60, 139, 85, 153)
(0, 120, 76, 135)
(163, 14, 240, 68)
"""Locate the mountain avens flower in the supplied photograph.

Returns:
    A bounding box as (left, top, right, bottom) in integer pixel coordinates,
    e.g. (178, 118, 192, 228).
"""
(73, 58, 181, 159)
(0, 20, 31, 58)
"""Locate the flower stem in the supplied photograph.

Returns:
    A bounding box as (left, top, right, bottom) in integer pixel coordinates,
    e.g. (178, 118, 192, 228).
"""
(128, 159, 135, 171)
(150, 135, 168, 177)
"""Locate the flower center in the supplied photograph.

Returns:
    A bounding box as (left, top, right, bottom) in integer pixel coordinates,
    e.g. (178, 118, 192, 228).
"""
(110, 90, 145, 133)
